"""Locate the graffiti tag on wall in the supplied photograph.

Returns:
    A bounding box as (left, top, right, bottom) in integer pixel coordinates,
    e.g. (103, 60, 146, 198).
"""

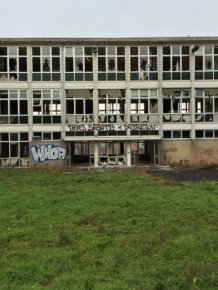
(162, 148, 177, 153)
(67, 123, 158, 132)
(30, 145, 66, 163)
(198, 148, 218, 160)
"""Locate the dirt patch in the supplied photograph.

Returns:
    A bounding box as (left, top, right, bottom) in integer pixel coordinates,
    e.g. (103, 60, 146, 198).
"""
(146, 167, 218, 182)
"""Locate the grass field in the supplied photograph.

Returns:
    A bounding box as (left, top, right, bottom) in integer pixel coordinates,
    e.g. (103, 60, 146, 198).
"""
(0, 169, 217, 290)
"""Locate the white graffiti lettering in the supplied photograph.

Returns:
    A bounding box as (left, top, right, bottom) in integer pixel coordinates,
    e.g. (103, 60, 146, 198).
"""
(30, 145, 66, 163)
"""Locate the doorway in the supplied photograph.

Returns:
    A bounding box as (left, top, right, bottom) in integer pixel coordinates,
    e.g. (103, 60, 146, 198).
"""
(131, 141, 159, 165)
(66, 142, 94, 167)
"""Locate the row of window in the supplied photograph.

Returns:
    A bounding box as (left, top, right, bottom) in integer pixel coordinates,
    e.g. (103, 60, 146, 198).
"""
(163, 130, 218, 139)
(0, 132, 28, 161)
(1, 88, 218, 124)
(0, 131, 61, 167)
(2, 45, 218, 81)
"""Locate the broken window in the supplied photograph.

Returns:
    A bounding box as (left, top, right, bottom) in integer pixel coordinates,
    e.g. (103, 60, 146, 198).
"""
(130, 46, 158, 80)
(98, 47, 125, 81)
(32, 90, 61, 124)
(0, 132, 29, 167)
(195, 89, 218, 122)
(66, 90, 93, 125)
(9, 58, 17, 72)
(0, 90, 28, 124)
(65, 46, 93, 81)
(163, 89, 191, 123)
(0, 46, 27, 81)
(42, 58, 50, 72)
(162, 46, 190, 80)
(194, 45, 218, 80)
(130, 89, 158, 126)
(98, 142, 126, 166)
(32, 46, 60, 81)
(98, 89, 125, 125)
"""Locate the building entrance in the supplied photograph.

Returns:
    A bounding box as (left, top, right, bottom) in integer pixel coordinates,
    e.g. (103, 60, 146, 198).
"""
(66, 140, 159, 168)
(66, 141, 94, 167)
(131, 141, 159, 165)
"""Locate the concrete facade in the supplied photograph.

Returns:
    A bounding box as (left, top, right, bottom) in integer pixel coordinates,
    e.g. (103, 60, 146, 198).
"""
(0, 37, 218, 168)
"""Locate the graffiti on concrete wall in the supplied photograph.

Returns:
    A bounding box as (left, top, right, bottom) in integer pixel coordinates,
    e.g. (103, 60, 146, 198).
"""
(30, 144, 66, 163)
(161, 148, 177, 153)
(67, 123, 158, 132)
(198, 148, 218, 160)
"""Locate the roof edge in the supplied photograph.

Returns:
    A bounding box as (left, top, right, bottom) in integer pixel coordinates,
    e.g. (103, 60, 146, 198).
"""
(1, 36, 218, 45)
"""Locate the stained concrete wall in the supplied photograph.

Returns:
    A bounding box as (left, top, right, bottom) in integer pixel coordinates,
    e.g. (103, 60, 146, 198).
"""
(160, 140, 218, 167)
(29, 141, 66, 169)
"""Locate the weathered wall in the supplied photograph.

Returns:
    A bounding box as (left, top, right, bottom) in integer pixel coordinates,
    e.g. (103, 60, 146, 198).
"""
(29, 141, 66, 169)
(160, 140, 218, 167)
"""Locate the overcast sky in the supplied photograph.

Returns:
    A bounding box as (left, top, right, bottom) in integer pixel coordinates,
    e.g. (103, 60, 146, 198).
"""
(0, 0, 217, 38)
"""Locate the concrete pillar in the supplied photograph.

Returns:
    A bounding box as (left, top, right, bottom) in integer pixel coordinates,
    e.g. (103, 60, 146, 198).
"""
(126, 141, 131, 166)
(190, 45, 196, 140)
(60, 45, 66, 141)
(157, 45, 163, 139)
(27, 45, 33, 142)
(94, 142, 99, 167)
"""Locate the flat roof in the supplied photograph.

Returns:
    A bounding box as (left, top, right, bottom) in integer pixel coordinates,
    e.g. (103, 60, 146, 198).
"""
(1, 36, 218, 45)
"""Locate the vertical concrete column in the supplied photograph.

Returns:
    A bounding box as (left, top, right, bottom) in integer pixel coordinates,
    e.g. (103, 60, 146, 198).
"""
(125, 46, 131, 128)
(93, 47, 98, 124)
(125, 46, 131, 166)
(93, 47, 99, 167)
(94, 142, 99, 167)
(27, 45, 33, 142)
(126, 141, 131, 167)
(157, 45, 163, 139)
(190, 46, 195, 140)
(60, 45, 66, 141)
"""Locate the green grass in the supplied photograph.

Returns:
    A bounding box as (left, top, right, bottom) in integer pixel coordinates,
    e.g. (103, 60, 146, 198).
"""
(0, 169, 217, 290)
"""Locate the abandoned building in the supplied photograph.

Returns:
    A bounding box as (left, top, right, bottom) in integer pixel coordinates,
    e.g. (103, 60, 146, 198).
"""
(1, 37, 218, 168)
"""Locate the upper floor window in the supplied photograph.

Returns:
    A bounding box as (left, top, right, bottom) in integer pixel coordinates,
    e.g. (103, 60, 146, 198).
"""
(32, 46, 60, 81)
(130, 46, 158, 81)
(0, 90, 28, 124)
(0, 47, 27, 82)
(32, 90, 61, 124)
(66, 89, 93, 124)
(162, 46, 190, 80)
(163, 89, 191, 123)
(65, 47, 93, 81)
(195, 45, 218, 80)
(98, 47, 125, 81)
(130, 89, 158, 123)
(98, 89, 126, 124)
(195, 88, 218, 122)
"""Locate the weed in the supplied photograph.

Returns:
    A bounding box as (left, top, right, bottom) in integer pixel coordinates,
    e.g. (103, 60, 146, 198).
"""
(57, 225, 71, 246)
(75, 214, 97, 226)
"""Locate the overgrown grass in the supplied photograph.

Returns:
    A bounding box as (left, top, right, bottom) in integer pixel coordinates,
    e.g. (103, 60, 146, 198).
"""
(0, 169, 217, 290)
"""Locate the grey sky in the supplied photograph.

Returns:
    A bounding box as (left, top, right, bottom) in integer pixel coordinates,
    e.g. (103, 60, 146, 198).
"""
(0, 0, 217, 37)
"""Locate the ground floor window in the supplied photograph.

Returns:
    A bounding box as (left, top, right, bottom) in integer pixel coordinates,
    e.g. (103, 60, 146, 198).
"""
(0, 132, 29, 167)
(196, 130, 218, 138)
(32, 131, 61, 141)
(66, 140, 159, 167)
(163, 130, 190, 138)
(99, 141, 126, 166)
